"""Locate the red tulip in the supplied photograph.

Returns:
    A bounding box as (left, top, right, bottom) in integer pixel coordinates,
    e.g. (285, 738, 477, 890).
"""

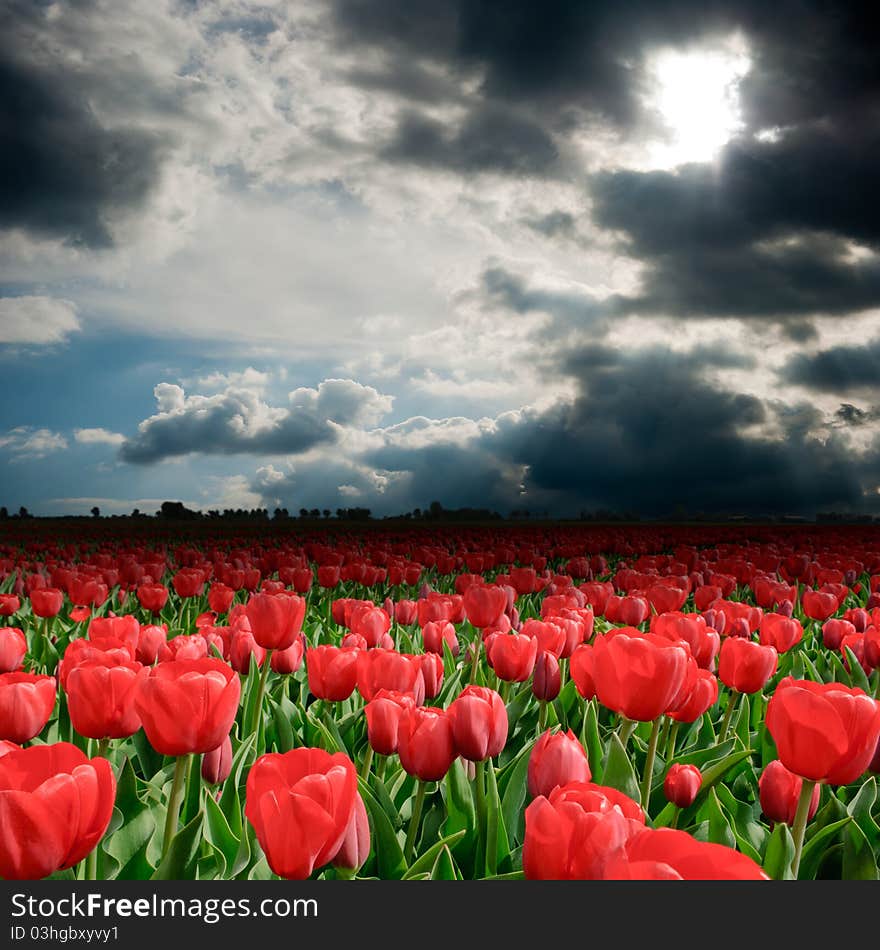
(802, 589, 840, 622)
(397, 706, 456, 781)
(244, 592, 306, 651)
(448, 686, 508, 761)
(759, 614, 803, 653)
(487, 633, 537, 682)
(365, 689, 415, 755)
(137, 584, 169, 613)
(245, 747, 358, 879)
(66, 655, 145, 739)
(663, 764, 702, 808)
(523, 781, 644, 879)
(0, 628, 27, 674)
(0, 595, 20, 617)
(422, 620, 458, 656)
(759, 760, 820, 826)
(604, 827, 768, 880)
(463, 585, 507, 629)
(270, 637, 305, 674)
(228, 626, 266, 674)
(766, 677, 880, 785)
(0, 742, 116, 879)
(0, 673, 56, 743)
(357, 649, 424, 703)
(718, 637, 777, 694)
(592, 632, 689, 722)
(30, 588, 63, 618)
(134, 658, 241, 756)
(207, 583, 235, 615)
(350, 605, 391, 647)
(528, 729, 591, 798)
(332, 791, 371, 873)
(171, 569, 206, 599)
(201, 735, 233, 785)
(532, 651, 562, 701)
(306, 646, 359, 701)
(667, 668, 719, 723)
(419, 652, 444, 699)
(822, 619, 854, 651)
(570, 643, 596, 699)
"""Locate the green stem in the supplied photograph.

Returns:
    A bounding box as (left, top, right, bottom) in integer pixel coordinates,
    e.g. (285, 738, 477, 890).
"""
(376, 754, 387, 783)
(665, 720, 680, 762)
(500, 680, 511, 705)
(670, 806, 680, 830)
(250, 649, 274, 736)
(360, 745, 374, 781)
(790, 779, 817, 879)
(404, 779, 428, 864)
(474, 759, 487, 873)
(162, 754, 190, 859)
(618, 716, 637, 749)
(538, 700, 548, 733)
(718, 689, 740, 743)
(469, 634, 482, 683)
(640, 717, 662, 811)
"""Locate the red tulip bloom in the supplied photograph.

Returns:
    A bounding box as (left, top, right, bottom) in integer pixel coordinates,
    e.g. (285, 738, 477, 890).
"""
(137, 584, 169, 614)
(520, 619, 566, 658)
(270, 637, 305, 674)
(171, 569, 206, 599)
(570, 643, 596, 700)
(419, 652, 444, 699)
(349, 605, 392, 648)
(605, 595, 651, 627)
(448, 686, 508, 761)
(229, 626, 267, 674)
(357, 649, 424, 703)
(717, 637, 777, 694)
(306, 646, 359, 701)
(365, 689, 415, 755)
(333, 791, 371, 873)
(30, 588, 63, 619)
(463, 585, 507, 629)
(528, 729, 591, 798)
(0, 673, 56, 743)
(88, 615, 140, 654)
(766, 677, 880, 785)
(201, 735, 233, 785)
(0, 742, 116, 879)
(650, 612, 720, 671)
(759, 614, 804, 653)
(759, 760, 821, 826)
(394, 600, 418, 626)
(208, 583, 235, 615)
(317, 565, 341, 589)
(532, 651, 561, 701)
(422, 620, 458, 656)
(664, 764, 702, 808)
(592, 632, 689, 722)
(244, 591, 306, 651)
(604, 827, 768, 880)
(524, 781, 644, 879)
(134, 658, 241, 756)
(245, 747, 358, 880)
(0, 595, 20, 617)
(802, 589, 840, 622)
(487, 633, 538, 683)
(822, 618, 854, 651)
(397, 706, 456, 781)
(66, 655, 146, 739)
(667, 668, 719, 723)
(0, 628, 27, 674)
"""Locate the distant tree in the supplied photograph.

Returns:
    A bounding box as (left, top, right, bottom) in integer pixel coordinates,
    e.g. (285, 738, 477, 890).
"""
(0, 507, 7, 519)
(91, 506, 101, 518)
(299, 508, 309, 519)
(309, 508, 320, 519)
(322, 509, 331, 519)
(18, 506, 30, 519)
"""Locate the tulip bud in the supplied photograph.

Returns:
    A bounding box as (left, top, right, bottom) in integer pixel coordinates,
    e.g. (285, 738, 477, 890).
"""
(332, 793, 371, 874)
(532, 651, 561, 701)
(201, 735, 233, 785)
(664, 763, 702, 809)
(728, 617, 751, 639)
(759, 759, 820, 826)
(527, 729, 591, 798)
(776, 599, 794, 618)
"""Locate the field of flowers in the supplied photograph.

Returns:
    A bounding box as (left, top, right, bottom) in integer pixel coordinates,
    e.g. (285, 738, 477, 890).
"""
(2, 519, 880, 881)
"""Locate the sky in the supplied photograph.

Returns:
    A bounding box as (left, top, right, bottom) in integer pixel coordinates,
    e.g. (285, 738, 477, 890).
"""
(1, 0, 879, 519)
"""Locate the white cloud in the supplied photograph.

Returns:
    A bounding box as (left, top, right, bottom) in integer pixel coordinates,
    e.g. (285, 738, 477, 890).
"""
(0, 296, 80, 345)
(0, 427, 69, 460)
(74, 427, 126, 447)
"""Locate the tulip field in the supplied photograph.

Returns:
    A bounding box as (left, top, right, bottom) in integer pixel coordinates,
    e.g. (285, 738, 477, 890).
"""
(3, 519, 880, 881)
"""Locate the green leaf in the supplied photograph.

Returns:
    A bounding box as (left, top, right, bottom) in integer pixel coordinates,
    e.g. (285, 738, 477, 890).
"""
(763, 821, 795, 880)
(151, 811, 203, 880)
(203, 790, 240, 877)
(799, 817, 852, 881)
(104, 807, 156, 881)
(705, 788, 736, 850)
(843, 816, 879, 880)
(499, 743, 531, 848)
(402, 830, 466, 879)
(602, 733, 640, 802)
(429, 845, 459, 880)
(844, 646, 871, 693)
(359, 779, 407, 879)
(698, 747, 755, 795)
(581, 700, 604, 783)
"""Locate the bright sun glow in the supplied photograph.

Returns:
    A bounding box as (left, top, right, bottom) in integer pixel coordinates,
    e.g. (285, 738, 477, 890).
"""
(644, 36, 751, 168)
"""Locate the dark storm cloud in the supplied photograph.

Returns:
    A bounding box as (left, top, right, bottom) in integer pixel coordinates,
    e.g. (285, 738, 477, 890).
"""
(834, 404, 873, 428)
(0, 4, 171, 247)
(485, 346, 870, 516)
(119, 379, 393, 464)
(780, 339, 880, 394)
(382, 106, 559, 176)
(523, 210, 578, 241)
(480, 267, 611, 327)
